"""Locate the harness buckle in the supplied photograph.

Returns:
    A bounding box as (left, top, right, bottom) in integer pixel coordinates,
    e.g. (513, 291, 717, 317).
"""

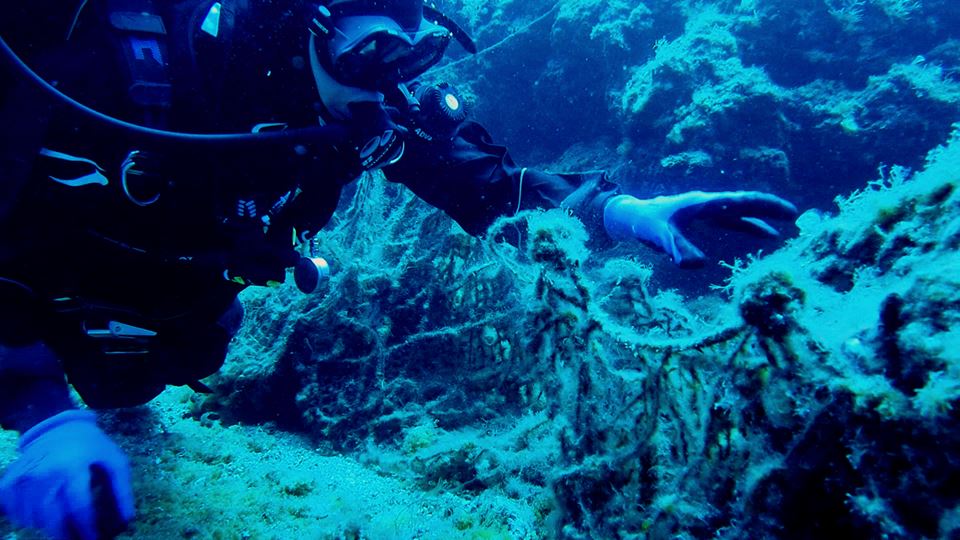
(86, 321, 158, 339)
(84, 320, 157, 355)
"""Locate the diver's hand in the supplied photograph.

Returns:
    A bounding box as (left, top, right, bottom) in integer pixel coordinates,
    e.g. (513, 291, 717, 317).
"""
(0, 410, 134, 540)
(603, 191, 798, 268)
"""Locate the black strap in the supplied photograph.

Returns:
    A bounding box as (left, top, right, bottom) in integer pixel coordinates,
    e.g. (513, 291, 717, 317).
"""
(106, 0, 173, 127)
(0, 73, 52, 222)
(186, 0, 243, 125)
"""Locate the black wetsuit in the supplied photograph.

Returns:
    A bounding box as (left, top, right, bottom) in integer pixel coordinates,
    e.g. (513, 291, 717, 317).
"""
(0, 0, 617, 431)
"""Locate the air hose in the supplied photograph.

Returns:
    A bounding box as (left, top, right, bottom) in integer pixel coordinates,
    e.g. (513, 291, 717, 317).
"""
(0, 33, 347, 149)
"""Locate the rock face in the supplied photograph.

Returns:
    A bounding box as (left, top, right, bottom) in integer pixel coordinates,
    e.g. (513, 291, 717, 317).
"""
(207, 1, 960, 538)
(212, 128, 960, 538)
(715, 129, 960, 539)
(437, 0, 960, 206)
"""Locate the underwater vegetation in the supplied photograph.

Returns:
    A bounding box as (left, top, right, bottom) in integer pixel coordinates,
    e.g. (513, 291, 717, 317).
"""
(428, 0, 960, 293)
(1, 0, 956, 538)
(439, 0, 960, 203)
(203, 123, 959, 539)
(195, 1, 960, 537)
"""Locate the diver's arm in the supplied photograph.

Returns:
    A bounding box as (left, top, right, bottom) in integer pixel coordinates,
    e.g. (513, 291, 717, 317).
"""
(386, 121, 797, 266)
(0, 286, 75, 434)
(0, 346, 74, 433)
(0, 343, 135, 540)
(0, 381, 73, 433)
(384, 121, 621, 237)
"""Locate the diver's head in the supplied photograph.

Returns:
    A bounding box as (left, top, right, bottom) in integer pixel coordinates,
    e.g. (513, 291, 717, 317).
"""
(310, 0, 460, 90)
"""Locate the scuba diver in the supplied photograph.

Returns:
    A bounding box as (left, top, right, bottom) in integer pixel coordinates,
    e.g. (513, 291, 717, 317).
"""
(0, 0, 798, 538)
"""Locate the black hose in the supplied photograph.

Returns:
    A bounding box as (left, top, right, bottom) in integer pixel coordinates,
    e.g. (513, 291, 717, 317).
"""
(0, 33, 348, 148)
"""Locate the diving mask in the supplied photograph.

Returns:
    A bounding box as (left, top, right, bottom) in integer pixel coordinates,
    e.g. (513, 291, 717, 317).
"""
(322, 14, 452, 89)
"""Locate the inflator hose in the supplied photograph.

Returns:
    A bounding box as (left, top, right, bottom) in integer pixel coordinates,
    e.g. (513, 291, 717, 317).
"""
(0, 33, 348, 148)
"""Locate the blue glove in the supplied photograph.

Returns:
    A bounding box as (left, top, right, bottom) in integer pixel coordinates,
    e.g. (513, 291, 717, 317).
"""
(0, 410, 134, 540)
(604, 191, 798, 268)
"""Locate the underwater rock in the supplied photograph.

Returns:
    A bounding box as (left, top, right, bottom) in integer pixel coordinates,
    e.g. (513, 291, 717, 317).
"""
(724, 125, 960, 538)
(443, 0, 960, 219)
(201, 1, 960, 536)
(211, 126, 960, 538)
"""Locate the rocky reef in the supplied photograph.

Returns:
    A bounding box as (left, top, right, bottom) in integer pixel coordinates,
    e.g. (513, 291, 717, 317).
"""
(420, 0, 959, 293)
(187, 2, 960, 536)
(3, 1, 955, 538)
(200, 113, 960, 538)
(435, 0, 960, 210)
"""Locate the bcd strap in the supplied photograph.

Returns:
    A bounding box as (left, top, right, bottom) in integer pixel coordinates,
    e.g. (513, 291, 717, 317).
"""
(106, 0, 172, 128)
(188, 0, 243, 125)
(0, 75, 52, 223)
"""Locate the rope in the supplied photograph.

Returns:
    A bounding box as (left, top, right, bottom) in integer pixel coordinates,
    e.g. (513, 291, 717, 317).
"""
(431, 2, 562, 76)
(515, 167, 527, 215)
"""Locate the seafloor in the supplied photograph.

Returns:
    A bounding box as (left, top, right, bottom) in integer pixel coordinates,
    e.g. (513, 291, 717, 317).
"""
(3, 0, 960, 538)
